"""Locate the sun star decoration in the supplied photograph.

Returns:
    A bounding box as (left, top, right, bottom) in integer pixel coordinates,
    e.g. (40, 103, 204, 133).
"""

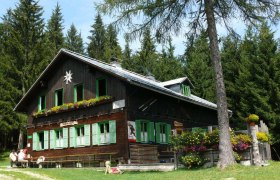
(64, 70, 73, 84)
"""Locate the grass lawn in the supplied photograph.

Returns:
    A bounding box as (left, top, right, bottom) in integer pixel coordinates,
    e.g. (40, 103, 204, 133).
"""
(0, 152, 280, 180)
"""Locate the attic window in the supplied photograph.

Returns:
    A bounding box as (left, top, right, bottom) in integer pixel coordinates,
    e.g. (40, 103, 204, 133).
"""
(181, 84, 191, 96)
(55, 89, 63, 106)
(96, 78, 107, 97)
(74, 84, 84, 102)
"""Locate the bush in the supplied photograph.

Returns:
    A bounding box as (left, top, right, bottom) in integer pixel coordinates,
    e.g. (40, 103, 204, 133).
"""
(257, 132, 269, 143)
(180, 153, 207, 169)
(231, 134, 252, 151)
(204, 129, 219, 149)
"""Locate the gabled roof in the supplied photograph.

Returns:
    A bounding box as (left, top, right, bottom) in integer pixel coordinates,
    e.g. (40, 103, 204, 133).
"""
(160, 77, 194, 87)
(14, 49, 219, 112)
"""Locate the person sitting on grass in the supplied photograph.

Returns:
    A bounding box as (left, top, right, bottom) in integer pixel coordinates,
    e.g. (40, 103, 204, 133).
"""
(105, 161, 123, 174)
(9, 149, 18, 167)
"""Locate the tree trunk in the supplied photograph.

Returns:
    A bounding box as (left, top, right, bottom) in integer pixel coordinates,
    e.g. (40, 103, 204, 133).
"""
(17, 129, 24, 150)
(250, 125, 262, 166)
(204, 0, 236, 168)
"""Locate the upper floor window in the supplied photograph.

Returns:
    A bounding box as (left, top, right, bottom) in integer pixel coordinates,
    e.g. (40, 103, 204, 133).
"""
(55, 88, 63, 106)
(38, 95, 46, 111)
(74, 84, 84, 102)
(181, 84, 191, 96)
(96, 78, 107, 97)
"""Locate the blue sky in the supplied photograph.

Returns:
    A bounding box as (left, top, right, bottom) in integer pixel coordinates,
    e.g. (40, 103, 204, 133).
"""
(1, 0, 279, 56)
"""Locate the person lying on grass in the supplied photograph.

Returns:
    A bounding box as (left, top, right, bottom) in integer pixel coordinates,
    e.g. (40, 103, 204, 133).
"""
(105, 161, 123, 174)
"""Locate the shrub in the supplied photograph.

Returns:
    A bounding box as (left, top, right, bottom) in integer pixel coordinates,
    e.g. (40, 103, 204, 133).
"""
(231, 134, 252, 151)
(180, 153, 207, 169)
(204, 129, 219, 149)
(233, 152, 242, 162)
(257, 132, 269, 143)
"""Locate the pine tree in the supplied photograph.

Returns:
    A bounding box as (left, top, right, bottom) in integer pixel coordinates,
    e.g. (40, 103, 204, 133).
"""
(65, 24, 84, 54)
(46, 3, 64, 54)
(105, 24, 122, 61)
(87, 14, 107, 61)
(121, 34, 134, 69)
(185, 31, 215, 102)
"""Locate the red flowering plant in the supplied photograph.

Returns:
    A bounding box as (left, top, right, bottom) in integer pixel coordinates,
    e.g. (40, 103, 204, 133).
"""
(231, 133, 252, 152)
(181, 129, 207, 152)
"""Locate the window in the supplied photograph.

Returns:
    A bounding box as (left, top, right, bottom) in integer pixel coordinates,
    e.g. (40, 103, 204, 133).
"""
(96, 78, 107, 97)
(32, 131, 49, 151)
(181, 84, 191, 96)
(56, 129, 63, 147)
(55, 88, 63, 106)
(38, 95, 46, 111)
(74, 84, 84, 102)
(155, 123, 171, 144)
(92, 120, 116, 145)
(100, 122, 110, 144)
(70, 125, 90, 147)
(135, 120, 155, 143)
(50, 128, 68, 149)
(76, 126, 85, 146)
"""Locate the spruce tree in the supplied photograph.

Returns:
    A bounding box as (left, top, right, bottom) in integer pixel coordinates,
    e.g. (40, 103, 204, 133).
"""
(65, 24, 84, 54)
(185, 31, 215, 102)
(4, 0, 51, 148)
(46, 3, 64, 54)
(87, 14, 107, 61)
(105, 24, 122, 61)
(121, 34, 134, 69)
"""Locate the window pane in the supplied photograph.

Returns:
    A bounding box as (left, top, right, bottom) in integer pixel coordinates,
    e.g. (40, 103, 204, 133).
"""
(106, 123, 109, 133)
(81, 127, 84, 136)
(100, 124, 104, 133)
(76, 85, 83, 101)
(56, 89, 63, 106)
(40, 95, 46, 110)
(98, 79, 106, 96)
(77, 127, 80, 136)
(39, 132, 44, 149)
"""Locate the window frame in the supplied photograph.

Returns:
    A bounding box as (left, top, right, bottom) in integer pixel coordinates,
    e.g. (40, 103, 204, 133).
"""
(54, 88, 64, 106)
(135, 120, 155, 143)
(96, 77, 108, 98)
(74, 83, 84, 102)
(99, 121, 110, 144)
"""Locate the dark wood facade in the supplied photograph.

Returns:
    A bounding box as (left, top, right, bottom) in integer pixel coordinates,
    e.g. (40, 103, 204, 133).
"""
(15, 50, 219, 165)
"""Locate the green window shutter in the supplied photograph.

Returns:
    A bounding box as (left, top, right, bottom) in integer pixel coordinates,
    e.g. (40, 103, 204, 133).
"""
(84, 124, 91, 146)
(32, 132, 38, 151)
(74, 85, 77, 102)
(50, 130, 55, 149)
(148, 122, 155, 142)
(155, 122, 161, 143)
(63, 128, 68, 148)
(70, 127, 77, 147)
(166, 124, 171, 143)
(92, 123, 100, 145)
(135, 120, 141, 142)
(109, 120, 116, 143)
(44, 130, 49, 150)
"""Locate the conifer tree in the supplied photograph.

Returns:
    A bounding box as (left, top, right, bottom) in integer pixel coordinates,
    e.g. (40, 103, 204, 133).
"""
(105, 24, 122, 61)
(87, 14, 107, 61)
(65, 24, 84, 54)
(4, 0, 51, 149)
(185, 31, 215, 102)
(46, 3, 64, 54)
(121, 34, 134, 69)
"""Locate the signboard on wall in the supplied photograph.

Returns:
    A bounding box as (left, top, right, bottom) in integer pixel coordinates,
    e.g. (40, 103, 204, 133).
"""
(128, 121, 136, 142)
(60, 121, 78, 127)
(113, 99, 125, 109)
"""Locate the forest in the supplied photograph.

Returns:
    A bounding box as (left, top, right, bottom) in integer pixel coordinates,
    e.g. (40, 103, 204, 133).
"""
(1, 0, 280, 155)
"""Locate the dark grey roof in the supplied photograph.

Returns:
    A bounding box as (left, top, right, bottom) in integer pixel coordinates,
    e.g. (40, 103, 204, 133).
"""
(14, 49, 219, 111)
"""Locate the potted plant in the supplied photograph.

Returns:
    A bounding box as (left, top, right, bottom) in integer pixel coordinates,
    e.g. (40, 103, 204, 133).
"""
(246, 114, 259, 126)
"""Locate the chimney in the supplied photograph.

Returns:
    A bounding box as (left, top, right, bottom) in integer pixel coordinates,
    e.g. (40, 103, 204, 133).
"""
(110, 57, 122, 68)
